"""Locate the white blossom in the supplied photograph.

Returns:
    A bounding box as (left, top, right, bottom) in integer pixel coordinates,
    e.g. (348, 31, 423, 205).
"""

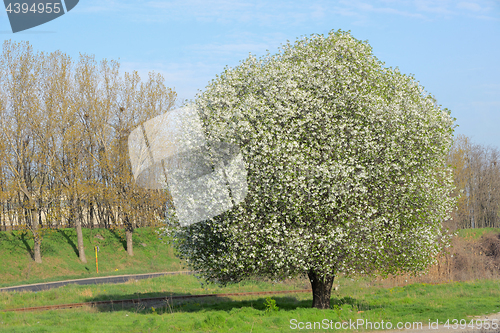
(162, 29, 456, 285)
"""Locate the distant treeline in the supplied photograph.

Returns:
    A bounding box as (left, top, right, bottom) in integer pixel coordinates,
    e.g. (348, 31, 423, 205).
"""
(0, 40, 176, 262)
(448, 134, 500, 229)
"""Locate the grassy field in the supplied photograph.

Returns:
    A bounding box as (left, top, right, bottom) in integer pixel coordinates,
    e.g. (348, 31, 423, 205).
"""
(2, 227, 500, 332)
(0, 227, 184, 287)
(0, 274, 310, 310)
(1, 276, 500, 332)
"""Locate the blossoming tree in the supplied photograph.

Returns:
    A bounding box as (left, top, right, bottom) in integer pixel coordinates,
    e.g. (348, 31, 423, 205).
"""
(169, 30, 456, 309)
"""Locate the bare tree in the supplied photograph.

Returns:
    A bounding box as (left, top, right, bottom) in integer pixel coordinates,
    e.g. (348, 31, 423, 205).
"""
(104, 70, 176, 256)
(0, 41, 60, 263)
(0, 40, 176, 263)
(448, 134, 500, 229)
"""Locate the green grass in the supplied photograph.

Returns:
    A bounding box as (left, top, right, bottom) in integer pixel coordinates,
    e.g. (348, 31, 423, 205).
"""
(2, 227, 500, 332)
(456, 227, 500, 241)
(0, 274, 310, 310)
(2, 277, 500, 332)
(0, 227, 184, 287)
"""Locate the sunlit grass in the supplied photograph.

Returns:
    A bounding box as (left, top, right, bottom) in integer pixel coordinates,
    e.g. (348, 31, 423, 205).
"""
(0, 274, 310, 310)
(0, 227, 183, 287)
(2, 227, 500, 331)
(2, 278, 500, 332)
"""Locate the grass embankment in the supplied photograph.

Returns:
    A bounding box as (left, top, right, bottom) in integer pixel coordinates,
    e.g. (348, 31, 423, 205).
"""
(1, 276, 500, 332)
(0, 227, 183, 287)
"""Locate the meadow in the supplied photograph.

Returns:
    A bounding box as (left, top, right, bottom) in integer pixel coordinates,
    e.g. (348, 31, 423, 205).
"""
(1, 227, 500, 332)
(2, 276, 500, 332)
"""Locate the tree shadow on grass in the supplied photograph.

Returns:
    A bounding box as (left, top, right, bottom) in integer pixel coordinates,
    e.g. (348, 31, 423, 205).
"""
(88, 292, 301, 314)
(108, 228, 127, 252)
(19, 232, 34, 260)
(58, 229, 79, 258)
(1, 231, 34, 259)
(86, 291, 379, 315)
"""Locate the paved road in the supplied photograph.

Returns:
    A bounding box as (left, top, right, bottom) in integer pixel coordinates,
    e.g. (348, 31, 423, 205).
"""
(0, 271, 194, 293)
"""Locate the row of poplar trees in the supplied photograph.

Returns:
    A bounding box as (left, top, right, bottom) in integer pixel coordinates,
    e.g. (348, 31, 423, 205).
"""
(0, 40, 176, 263)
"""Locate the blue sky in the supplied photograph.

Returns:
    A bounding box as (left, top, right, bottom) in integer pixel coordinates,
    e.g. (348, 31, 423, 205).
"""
(1, 0, 499, 148)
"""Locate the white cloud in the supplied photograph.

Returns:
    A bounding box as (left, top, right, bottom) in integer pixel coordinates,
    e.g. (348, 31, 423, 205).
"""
(457, 2, 483, 11)
(413, 0, 454, 15)
(138, 0, 315, 26)
(186, 42, 271, 57)
(348, 1, 426, 18)
(75, 0, 132, 13)
(455, 1, 500, 20)
(310, 4, 326, 19)
(479, 83, 500, 97)
(72, 0, 499, 24)
(120, 60, 222, 101)
(185, 31, 290, 58)
(333, 0, 499, 22)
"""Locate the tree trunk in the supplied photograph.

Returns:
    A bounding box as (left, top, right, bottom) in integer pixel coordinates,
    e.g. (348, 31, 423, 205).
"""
(72, 197, 87, 263)
(126, 228, 133, 256)
(89, 201, 95, 229)
(122, 211, 134, 256)
(32, 209, 42, 264)
(308, 269, 334, 309)
(75, 218, 87, 263)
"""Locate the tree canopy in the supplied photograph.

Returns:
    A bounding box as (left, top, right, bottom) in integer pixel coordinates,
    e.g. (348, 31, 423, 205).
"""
(167, 30, 456, 309)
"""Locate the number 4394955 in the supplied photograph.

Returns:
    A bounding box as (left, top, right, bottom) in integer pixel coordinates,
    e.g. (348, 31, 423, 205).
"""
(444, 319, 498, 330)
(5, 2, 61, 14)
